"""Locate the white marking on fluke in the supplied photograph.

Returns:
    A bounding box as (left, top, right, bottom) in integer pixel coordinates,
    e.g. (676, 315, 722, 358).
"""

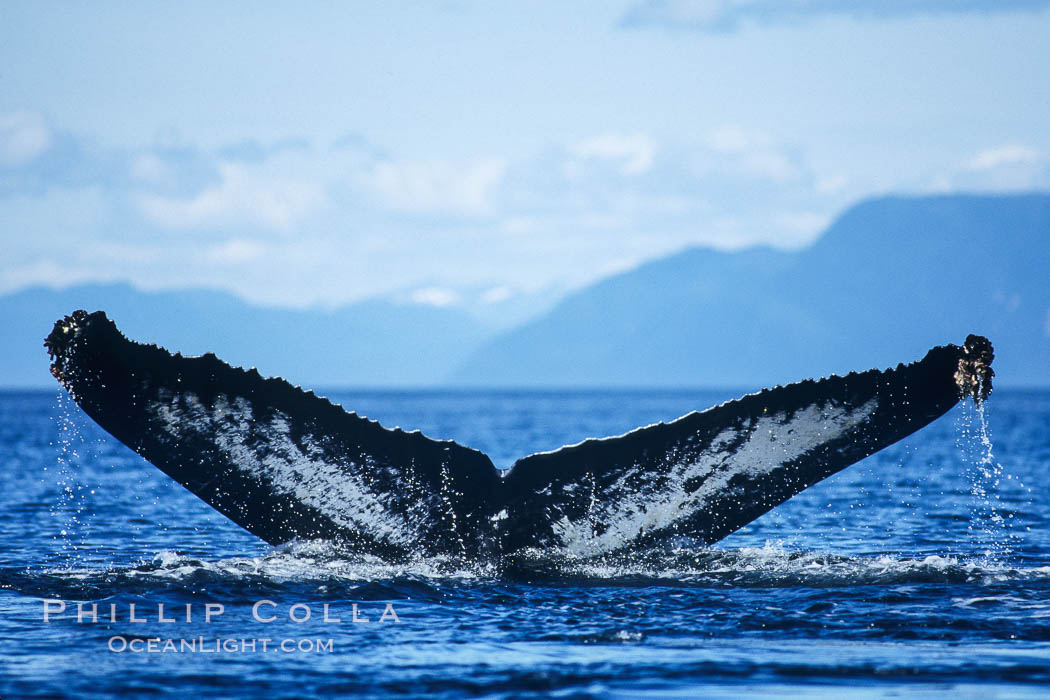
(150, 392, 420, 547)
(550, 398, 878, 558)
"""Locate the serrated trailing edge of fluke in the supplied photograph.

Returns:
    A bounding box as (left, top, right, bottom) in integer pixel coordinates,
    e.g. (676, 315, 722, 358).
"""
(45, 310, 997, 448)
(42, 308, 997, 558)
(44, 309, 487, 455)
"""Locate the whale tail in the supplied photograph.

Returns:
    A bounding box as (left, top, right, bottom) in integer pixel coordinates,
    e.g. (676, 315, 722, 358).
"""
(46, 310, 992, 561)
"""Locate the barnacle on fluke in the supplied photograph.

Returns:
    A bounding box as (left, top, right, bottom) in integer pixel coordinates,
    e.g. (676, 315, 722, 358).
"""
(955, 334, 995, 402)
(46, 310, 993, 563)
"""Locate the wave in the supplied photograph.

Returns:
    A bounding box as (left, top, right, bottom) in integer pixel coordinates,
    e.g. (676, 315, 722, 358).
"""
(4, 541, 1048, 601)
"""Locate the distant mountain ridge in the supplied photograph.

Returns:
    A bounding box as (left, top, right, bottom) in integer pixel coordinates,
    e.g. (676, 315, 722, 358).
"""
(0, 284, 493, 388)
(2, 193, 1048, 389)
(452, 193, 1050, 388)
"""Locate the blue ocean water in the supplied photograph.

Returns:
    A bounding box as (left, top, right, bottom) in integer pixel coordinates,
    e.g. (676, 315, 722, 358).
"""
(1, 388, 1048, 698)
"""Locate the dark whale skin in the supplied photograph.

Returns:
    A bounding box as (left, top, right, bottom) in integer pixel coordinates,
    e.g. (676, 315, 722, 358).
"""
(46, 310, 993, 561)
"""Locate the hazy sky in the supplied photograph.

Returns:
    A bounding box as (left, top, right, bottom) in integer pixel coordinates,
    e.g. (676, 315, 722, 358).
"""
(2, 1, 1049, 310)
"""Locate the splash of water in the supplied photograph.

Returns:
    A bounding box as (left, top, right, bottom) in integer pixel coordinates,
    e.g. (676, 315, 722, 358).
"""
(50, 390, 90, 564)
(957, 386, 1016, 563)
(18, 539, 1044, 598)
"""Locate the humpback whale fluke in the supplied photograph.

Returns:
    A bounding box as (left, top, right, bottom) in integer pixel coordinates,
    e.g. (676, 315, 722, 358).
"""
(45, 310, 993, 561)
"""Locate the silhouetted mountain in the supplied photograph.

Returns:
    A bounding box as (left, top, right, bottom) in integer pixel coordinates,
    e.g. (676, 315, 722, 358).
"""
(452, 194, 1050, 388)
(0, 284, 492, 388)
(4, 194, 1047, 390)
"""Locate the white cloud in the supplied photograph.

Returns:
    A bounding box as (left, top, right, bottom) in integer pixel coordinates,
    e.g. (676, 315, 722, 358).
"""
(411, 286, 460, 307)
(773, 211, 832, 246)
(0, 124, 867, 308)
(739, 150, 798, 182)
(481, 286, 513, 304)
(621, 0, 1050, 32)
(0, 258, 76, 293)
(129, 153, 170, 183)
(707, 124, 770, 153)
(361, 158, 506, 216)
(7, 243, 163, 288)
(965, 145, 1041, 172)
(499, 216, 539, 234)
(137, 163, 324, 231)
(569, 133, 656, 175)
(693, 125, 804, 183)
(815, 174, 850, 195)
(204, 238, 268, 264)
(0, 112, 51, 166)
(932, 144, 1049, 192)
